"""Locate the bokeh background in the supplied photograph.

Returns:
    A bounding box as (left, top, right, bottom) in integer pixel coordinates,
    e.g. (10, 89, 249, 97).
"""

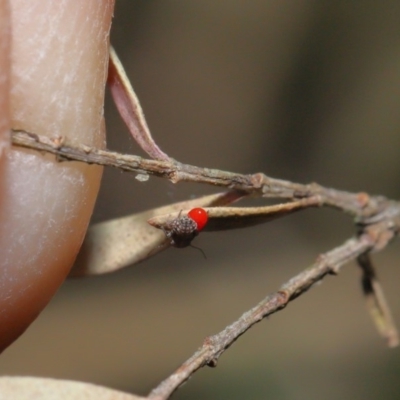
(2, 1, 400, 399)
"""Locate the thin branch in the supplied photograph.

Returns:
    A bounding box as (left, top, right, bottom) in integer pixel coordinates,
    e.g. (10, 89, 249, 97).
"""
(10, 129, 395, 220)
(148, 235, 373, 400)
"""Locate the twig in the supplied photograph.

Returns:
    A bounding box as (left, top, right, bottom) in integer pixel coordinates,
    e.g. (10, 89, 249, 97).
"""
(148, 234, 373, 399)
(10, 129, 394, 220)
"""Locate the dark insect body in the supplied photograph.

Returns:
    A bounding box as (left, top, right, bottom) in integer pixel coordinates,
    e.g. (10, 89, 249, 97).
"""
(163, 208, 209, 248)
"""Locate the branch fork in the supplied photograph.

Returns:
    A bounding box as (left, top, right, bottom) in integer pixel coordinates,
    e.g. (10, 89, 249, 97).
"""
(8, 46, 400, 399)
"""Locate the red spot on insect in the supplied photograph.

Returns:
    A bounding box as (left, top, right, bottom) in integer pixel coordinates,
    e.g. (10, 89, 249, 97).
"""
(188, 207, 208, 231)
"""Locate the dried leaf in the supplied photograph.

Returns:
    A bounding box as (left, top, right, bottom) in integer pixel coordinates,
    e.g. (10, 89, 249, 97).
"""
(0, 377, 144, 400)
(148, 197, 319, 232)
(108, 46, 169, 161)
(70, 191, 245, 277)
(358, 254, 399, 347)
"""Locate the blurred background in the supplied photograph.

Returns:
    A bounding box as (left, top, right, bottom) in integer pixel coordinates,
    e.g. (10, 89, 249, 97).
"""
(2, 1, 400, 399)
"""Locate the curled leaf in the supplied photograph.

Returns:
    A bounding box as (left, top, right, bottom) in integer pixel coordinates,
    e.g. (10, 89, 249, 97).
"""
(70, 191, 245, 277)
(108, 46, 170, 161)
(358, 253, 399, 347)
(148, 197, 320, 232)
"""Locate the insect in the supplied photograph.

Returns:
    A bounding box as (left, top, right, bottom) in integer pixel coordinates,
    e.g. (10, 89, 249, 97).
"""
(163, 207, 208, 248)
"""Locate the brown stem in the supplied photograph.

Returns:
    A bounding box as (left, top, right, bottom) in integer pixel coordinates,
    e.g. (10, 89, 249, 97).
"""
(148, 235, 373, 399)
(11, 129, 394, 221)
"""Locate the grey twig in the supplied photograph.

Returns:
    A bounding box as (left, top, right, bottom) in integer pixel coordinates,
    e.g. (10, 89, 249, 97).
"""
(10, 129, 394, 219)
(148, 234, 374, 399)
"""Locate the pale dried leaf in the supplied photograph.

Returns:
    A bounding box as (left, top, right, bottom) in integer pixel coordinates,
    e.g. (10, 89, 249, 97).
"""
(365, 288, 399, 348)
(0, 377, 144, 400)
(148, 198, 319, 231)
(70, 191, 244, 277)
